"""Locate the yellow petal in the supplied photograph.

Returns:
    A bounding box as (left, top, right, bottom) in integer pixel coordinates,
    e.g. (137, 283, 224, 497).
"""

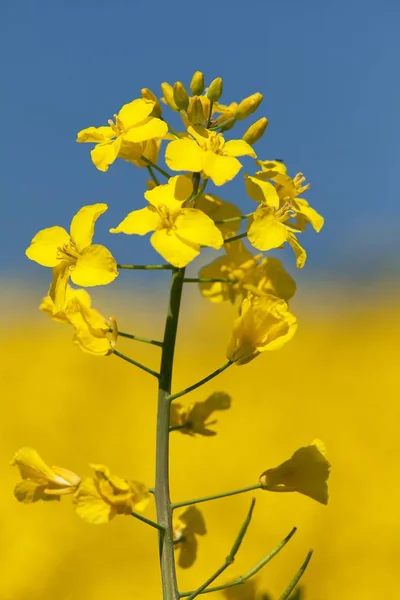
(144, 175, 192, 211)
(25, 226, 69, 267)
(165, 139, 204, 173)
(70, 204, 108, 250)
(195, 194, 242, 239)
(91, 138, 122, 172)
(175, 209, 223, 249)
(294, 200, 324, 233)
(123, 117, 168, 143)
(245, 175, 280, 208)
(256, 159, 288, 176)
(74, 477, 115, 524)
(248, 210, 288, 251)
(151, 230, 199, 268)
(11, 447, 56, 482)
(287, 233, 307, 268)
(110, 207, 160, 235)
(71, 245, 118, 287)
(49, 263, 70, 314)
(198, 255, 234, 303)
(131, 139, 160, 168)
(117, 140, 145, 163)
(76, 126, 115, 143)
(118, 98, 155, 129)
(202, 152, 242, 186)
(73, 327, 112, 356)
(257, 257, 297, 301)
(14, 480, 50, 503)
(223, 140, 256, 158)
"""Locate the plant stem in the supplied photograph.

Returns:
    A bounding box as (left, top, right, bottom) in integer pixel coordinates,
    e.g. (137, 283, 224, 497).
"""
(140, 155, 171, 179)
(131, 510, 166, 533)
(113, 350, 159, 378)
(117, 264, 174, 270)
(278, 550, 313, 600)
(147, 165, 160, 186)
(183, 278, 235, 284)
(214, 213, 252, 225)
(117, 330, 163, 347)
(179, 527, 297, 597)
(172, 483, 261, 510)
(185, 499, 256, 600)
(224, 232, 248, 245)
(155, 267, 186, 600)
(167, 360, 233, 403)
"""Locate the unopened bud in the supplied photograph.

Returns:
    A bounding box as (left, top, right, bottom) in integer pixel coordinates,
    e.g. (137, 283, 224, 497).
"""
(187, 96, 205, 126)
(207, 77, 223, 103)
(190, 71, 205, 95)
(161, 82, 178, 111)
(141, 88, 162, 118)
(173, 81, 190, 111)
(242, 117, 268, 145)
(234, 93, 263, 120)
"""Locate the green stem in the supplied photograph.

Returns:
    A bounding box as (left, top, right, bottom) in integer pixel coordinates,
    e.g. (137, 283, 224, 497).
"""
(167, 360, 233, 403)
(209, 117, 236, 131)
(172, 483, 261, 510)
(169, 424, 188, 433)
(113, 350, 159, 378)
(214, 214, 252, 225)
(278, 550, 313, 600)
(117, 264, 174, 270)
(185, 499, 256, 600)
(183, 278, 235, 284)
(191, 177, 208, 204)
(155, 267, 186, 600)
(147, 165, 160, 186)
(179, 527, 297, 597)
(140, 155, 171, 179)
(131, 510, 166, 533)
(207, 101, 214, 128)
(117, 331, 163, 347)
(224, 232, 248, 245)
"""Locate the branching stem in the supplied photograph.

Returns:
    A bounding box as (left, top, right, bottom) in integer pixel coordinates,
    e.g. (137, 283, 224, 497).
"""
(172, 483, 261, 510)
(167, 361, 233, 403)
(113, 349, 159, 378)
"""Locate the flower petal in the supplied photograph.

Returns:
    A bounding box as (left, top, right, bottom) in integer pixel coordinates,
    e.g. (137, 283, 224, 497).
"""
(245, 175, 280, 208)
(74, 477, 115, 524)
(118, 98, 155, 129)
(287, 233, 307, 268)
(11, 447, 57, 482)
(73, 327, 112, 356)
(144, 175, 192, 211)
(49, 263, 70, 314)
(248, 210, 288, 251)
(25, 226, 69, 267)
(198, 255, 234, 303)
(14, 480, 50, 503)
(151, 230, 199, 268)
(76, 126, 115, 143)
(70, 204, 108, 250)
(175, 209, 223, 249)
(91, 138, 122, 172)
(195, 194, 242, 239)
(71, 245, 118, 287)
(202, 152, 242, 186)
(110, 207, 160, 235)
(165, 139, 204, 173)
(123, 117, 168, 143)
(294, 200, 324, 233)
(223, 140, 256, 158)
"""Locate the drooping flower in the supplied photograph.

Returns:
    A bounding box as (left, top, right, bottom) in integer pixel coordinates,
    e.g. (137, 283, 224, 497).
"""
(41, 286, 117, 356)
(165, 125, 256, 186)
(110, 175, 223, 267)
(259, 440, 331, 505)
(226, 292, 297, 365)
(11, 447, 81, 503)
(74, 464, 150, 525)
(76, 98, 168, 172)
(26, 204, 118, 313)
(170, 392, 231, 436)
(173, 506, 207, 568)
(199, 241, 296, 304)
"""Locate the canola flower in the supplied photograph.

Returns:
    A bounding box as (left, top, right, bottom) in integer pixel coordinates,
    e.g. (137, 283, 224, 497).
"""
(18, 71, 328, 600)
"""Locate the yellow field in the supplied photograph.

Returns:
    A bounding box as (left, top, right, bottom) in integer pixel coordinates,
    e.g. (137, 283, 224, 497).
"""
(2, 284, 398, 599)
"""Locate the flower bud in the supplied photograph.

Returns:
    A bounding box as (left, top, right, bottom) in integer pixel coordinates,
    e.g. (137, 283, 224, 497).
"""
(207, 77, 223, 102)
(242, 117, 269, 145)
(234, 93, 263, 120)
(161, 82, 179, 111)
(187, 96, 205, 126)
(173, 81, 190, 111)
(141, 88, 162, 117)
(190, 71, 205, 95)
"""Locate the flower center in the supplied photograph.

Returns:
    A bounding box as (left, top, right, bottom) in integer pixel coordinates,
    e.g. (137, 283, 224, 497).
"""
(108, 114, 125, 136)
(156, 205, 178, 230)
(201, 131, 225, 154)
(57, 241, 79, 265)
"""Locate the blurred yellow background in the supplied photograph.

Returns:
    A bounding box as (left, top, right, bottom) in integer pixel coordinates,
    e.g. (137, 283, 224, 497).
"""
(2, 283, 398, 600)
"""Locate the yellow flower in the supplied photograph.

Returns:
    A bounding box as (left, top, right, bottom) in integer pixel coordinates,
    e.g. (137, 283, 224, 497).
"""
(120, 138, 161, 169)
(247, 203, 307, 269)
(170, 392, 231, 436)
(199, 241, 296, 304)
(226, 292, 297, 365)
(173, 506, 207, 568)
(74, 464, 150, 525)
(254, 160, 324, 233)
(194, 193, 242, 240)
(110, 175, 223, 267)
(41, 286, 116, 356)
(76, 98, 168, 172)
(259, 440, 331, 505)
(26, 204, 118, 313)
(11, 447, 80, 503)
(165, 125, 256, 186)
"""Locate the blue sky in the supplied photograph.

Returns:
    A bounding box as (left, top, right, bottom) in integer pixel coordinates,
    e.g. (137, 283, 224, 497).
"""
(1, 0, 399, 289)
